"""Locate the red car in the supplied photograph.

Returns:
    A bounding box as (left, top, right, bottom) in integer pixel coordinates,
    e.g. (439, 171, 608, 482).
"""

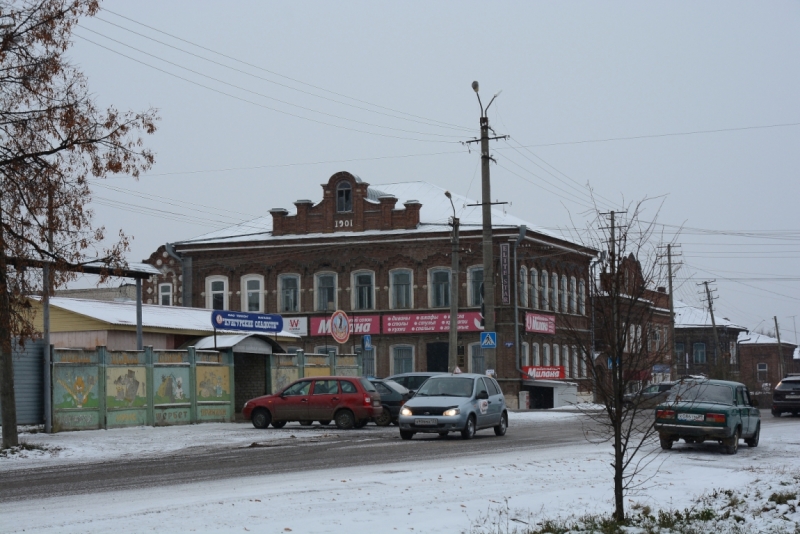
(242, 376, 383, 430)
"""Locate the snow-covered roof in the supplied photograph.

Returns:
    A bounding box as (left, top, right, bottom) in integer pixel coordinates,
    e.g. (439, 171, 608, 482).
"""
(192, 334, 282, 352)
(674, 300, 747, 330)
(39, 297, 298, 339)
(738, 331, 798, 348)
(178, 181, 573, 247)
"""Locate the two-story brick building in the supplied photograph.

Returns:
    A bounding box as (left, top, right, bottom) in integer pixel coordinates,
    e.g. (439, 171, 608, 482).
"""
(737, 331, 798, 402)
(143, 171, 598, 408)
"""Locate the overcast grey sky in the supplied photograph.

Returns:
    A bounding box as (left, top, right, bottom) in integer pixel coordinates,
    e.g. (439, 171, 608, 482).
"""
(68, 1, 800, 343)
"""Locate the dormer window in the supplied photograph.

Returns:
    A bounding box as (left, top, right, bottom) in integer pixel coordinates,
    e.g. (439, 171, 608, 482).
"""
(337, 181, 352, 213)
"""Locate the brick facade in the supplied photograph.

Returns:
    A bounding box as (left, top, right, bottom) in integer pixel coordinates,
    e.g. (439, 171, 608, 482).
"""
(143, 172, 597, 406)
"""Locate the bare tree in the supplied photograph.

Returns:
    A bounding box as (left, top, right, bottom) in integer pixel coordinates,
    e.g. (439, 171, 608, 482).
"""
(0, 0, 158, 448)
(562, 201, 674, 522)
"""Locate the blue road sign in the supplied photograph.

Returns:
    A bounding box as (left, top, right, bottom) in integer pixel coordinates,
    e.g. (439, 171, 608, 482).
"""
(362, 334, 372, 351)
(211, 311, 283, 334)
(480, 332, 497, 349)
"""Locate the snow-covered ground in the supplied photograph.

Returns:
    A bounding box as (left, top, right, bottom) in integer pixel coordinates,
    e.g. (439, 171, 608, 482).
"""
(2, 412, 799, 533)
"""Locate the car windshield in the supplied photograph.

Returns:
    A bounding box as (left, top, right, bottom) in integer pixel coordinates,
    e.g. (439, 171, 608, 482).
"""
(776, 380, 800, 391)
(415, 377, 474, 397)
(666, 382, 733, 405)
(382, 379, 409, 395)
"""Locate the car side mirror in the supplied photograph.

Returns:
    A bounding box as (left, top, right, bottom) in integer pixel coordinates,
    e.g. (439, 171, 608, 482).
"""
(476, 390, 489, 400)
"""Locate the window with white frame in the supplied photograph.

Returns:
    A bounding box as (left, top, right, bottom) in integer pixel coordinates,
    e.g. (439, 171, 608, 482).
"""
(563, 345, 570, 376)
(532, 343, 541, 366)
(392, 345, 414, 374)
(757, 362, 767, 382)
(241, 275, 264, 312)
(551, 272, 558, 312)
(430, 268, 451, 308)
(553, 344, 560, 367)
(541, 270, 549, 310)
(560, 275, 568, 313)
(390, 269, 412, 309)
(205, 276, 228, 310)
(569, 276, 577, 314)
(159, 283, 172, 306)
(469, 343, 486, 374)
(579, 279, 586, 315)
(581, 348, 588, 377)
(353, 271, 375, 310)
(336, 181, 352, 213)
(693, 342, 707, 364)
(729, 341, 737, 365)
(530, 269, 539, 309)
(543, 343, 551, 366)
(522, 342, 530, 367)
(468, 266, 483, 307)
(572, 346, 579, 378)
(315, 272, 337, 311)
(519, 267, 528, 307)
(279, 274, 300, 312)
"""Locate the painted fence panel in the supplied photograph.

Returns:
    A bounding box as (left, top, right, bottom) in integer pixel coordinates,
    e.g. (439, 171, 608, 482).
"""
(153, 350, 192, 426)
(52, 349, 102, 432)
(105, 350, 147, 429)
(195, 350, 234, 422)
(267, 352, 362, 393)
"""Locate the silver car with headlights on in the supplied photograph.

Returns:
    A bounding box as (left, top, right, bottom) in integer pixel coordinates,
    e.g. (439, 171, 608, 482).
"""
(398, 373, 508, 440)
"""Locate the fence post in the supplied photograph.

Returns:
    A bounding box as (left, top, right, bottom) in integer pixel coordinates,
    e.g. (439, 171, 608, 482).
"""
(355, 347, 363, 376)
(265, 353, 272, 395)
(97, 346, 107, 429)
(329, 349, 337, 375)
(297, 350, 305, 379)
(145, 346, 154, 426)
(226, 348, 235, 422)
(188, 346, 197, 423)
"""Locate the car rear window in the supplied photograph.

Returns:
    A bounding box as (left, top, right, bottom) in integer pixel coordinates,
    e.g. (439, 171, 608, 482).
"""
(667, 383, 733, 405)
(340, 380, 357, 393)
(383, 379, 410, 395)
(359, 377, 377, 392)
(776, 380, 800, 391)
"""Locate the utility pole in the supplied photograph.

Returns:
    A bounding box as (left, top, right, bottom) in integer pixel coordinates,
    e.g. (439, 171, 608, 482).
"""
(445, 191, 460, 372)
(42, 189, 54, 433)
(667, 244, 675, 364)
(701, 281, 722, 370)
(774, 316, 784, 379)
(467, 81, 507, 375)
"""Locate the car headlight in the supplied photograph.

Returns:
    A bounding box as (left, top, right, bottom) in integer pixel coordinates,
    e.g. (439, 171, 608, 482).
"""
(243, 401, 249, 409)
(400, 407, 413, 416)
(443, 408, 460, 417)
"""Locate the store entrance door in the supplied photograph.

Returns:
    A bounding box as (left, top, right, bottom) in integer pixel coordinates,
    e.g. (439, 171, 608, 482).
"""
(426, 342, 449, 372)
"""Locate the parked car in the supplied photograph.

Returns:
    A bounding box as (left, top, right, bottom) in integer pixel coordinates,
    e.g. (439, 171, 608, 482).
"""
(654, 379, 760, 454)
(242, 376, 383, 430)
(623, 381, 675, 408)
(369, 378, 412, 426)
(772, 375, 800, 417)
(397, 373, 508, 440)
(385, 372, 445, 394)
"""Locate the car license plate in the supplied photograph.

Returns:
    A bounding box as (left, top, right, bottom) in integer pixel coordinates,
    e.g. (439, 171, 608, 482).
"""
(786, 395, 800, 400)
(677, 413, 704, 422)
(415, 418, 437, 426)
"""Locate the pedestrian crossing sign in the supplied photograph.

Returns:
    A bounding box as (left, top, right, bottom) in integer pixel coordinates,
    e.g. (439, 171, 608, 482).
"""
(480, 332, 497, 349)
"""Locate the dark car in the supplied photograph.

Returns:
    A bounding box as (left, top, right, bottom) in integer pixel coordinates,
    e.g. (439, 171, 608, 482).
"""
(655, 379, 760, 454)
(385, 372, 445, 394)
(772, 375, 800, 417)
(242, 376, 382, 430)
(369, 378, 412, 426)
(624, 381, 675, 408)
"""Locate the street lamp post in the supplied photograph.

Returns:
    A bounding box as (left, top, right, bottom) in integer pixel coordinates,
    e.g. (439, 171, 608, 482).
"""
(445, 191, 460, 372)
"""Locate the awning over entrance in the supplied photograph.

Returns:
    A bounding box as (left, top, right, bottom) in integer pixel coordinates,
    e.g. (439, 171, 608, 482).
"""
(189, 334, 282, 354)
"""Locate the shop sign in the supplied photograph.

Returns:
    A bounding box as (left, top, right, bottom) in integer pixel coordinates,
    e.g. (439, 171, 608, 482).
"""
(310, 314, 380, 337)
(284, 317, 308, 337)
(382, 311, 483, 334)
(500, 243, 510, 305)
(521, 366, 565, 380)
(525, 312, 556, 334)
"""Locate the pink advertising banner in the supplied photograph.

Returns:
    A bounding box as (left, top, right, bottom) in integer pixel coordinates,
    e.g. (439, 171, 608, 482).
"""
(310, 315, 380, 337)
(382, 312, 484, 334)
(525, 312, 556, 335)
(521, 366, 565, 380)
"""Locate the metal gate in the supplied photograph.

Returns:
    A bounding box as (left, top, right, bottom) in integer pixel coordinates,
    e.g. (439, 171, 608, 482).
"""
(0, 339, 46, 425)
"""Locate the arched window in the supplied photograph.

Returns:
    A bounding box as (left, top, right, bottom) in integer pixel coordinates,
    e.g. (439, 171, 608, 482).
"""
(390, 269, 413, 309)
(563, 345, 570, 377)
(205, 276, 228, 311)
(336, 181, 352, 212)
(560, 275, 568, 313)
(315, 272, 337, 311)
(352, 270, 375, 310)
(543, 344, 551, 366)
(569, 276, 577, 314)
(519, 267, 528, 307)
(430, 268, 451, 308)
(551, 272, 558, 312)
(572, 346, 579, 378)
(532, 343, 541, 366)
(159, 283, 172, 306)
(553, 344, 560, 367)
(581, 349, 588, 377)
(241, 274, 264, 312)
(468, 265, 483, 307)
(541, 270, 549, 310)
(522, 342, 530, 367)
(530, 269, 539, 309)
(278, 274, 300, 312)
(579, 279, 586, 315)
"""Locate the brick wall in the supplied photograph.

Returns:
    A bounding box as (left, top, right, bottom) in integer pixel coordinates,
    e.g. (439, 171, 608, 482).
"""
(233, 353, 267, 412)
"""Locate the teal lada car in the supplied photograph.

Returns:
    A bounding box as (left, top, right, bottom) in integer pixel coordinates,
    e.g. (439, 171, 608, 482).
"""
(654, 379, 760, 455)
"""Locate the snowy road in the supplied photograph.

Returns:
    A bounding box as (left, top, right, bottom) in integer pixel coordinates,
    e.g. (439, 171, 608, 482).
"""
(0, 411, 590, 502)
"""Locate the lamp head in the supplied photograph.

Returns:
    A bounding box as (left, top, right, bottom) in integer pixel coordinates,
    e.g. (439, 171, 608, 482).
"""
(472, 81, 479, 93)
(444, 190, 452, 199)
